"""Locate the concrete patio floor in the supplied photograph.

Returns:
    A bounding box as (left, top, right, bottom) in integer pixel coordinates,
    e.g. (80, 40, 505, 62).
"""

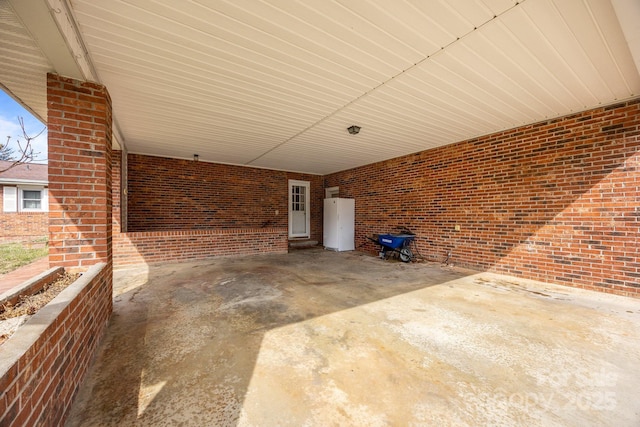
(66, 249, 640, 426)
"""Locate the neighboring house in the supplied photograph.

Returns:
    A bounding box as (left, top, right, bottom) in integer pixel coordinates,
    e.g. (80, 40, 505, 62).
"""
(0, 160, 48, 243)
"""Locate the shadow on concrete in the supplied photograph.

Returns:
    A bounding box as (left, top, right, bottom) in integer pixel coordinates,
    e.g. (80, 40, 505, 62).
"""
(65, 249, 472, 425)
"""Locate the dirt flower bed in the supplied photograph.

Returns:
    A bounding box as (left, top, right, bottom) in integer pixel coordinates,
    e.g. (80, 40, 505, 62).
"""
(0, 272, 80, 345)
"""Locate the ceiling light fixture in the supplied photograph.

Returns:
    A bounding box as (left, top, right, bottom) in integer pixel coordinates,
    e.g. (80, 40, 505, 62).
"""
(347, 125, 361, 135)
(193, 154, 199, 162)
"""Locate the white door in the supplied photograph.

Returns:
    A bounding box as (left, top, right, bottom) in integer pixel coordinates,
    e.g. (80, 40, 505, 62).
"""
(289, 180, 310, 238)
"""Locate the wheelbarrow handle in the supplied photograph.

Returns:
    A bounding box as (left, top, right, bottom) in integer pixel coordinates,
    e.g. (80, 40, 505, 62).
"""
(366, 235, 380, 245)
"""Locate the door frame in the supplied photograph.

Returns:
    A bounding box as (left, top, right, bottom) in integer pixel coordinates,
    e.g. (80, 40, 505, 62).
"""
(288, 179, 310, 238)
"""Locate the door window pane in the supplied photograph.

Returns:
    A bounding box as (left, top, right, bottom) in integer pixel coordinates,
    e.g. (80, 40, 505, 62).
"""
(291, 186, 306, 212)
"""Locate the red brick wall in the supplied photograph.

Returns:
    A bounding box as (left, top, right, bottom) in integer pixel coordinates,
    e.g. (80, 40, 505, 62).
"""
(113, 227, 288, 267)
(0, 211, 48, 243)
(126, 154, 322, 242)
(0, 212, 48, 244)
(325, 100, 640, 297)
(111, 153, 321, 266)
(0, 263, 112, 426)
(47, 73, 113, 269)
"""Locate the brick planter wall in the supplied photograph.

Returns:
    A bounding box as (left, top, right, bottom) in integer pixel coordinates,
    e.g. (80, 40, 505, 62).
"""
(0, 263, 112, 426)
(113, 227, 288, 267)
(325, 100, 640, 297)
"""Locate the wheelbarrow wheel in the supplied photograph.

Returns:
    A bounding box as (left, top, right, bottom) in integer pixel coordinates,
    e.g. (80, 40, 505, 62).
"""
(399, 248, 413, 263)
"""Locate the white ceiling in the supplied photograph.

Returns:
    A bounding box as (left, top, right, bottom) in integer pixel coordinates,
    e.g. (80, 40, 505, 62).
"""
(0, 0, 50, 121)
(1, 0, 639, 175)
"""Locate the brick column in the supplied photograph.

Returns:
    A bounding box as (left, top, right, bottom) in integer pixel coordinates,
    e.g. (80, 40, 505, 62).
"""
(47, 73, 112, 270)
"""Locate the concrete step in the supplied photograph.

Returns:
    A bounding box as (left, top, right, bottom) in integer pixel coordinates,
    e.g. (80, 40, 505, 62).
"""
(288, 240, 319, 249)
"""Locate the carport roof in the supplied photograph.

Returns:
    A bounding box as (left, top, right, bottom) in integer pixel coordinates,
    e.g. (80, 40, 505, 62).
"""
(1, 0, 639, 175)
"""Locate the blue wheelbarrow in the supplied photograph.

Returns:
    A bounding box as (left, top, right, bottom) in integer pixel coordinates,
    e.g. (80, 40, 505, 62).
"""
(369, 233, 416, 262)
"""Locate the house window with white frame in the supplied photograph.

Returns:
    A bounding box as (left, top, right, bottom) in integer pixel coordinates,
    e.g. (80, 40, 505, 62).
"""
(2, 186, 48, 212)
(21, 189, 43, 210)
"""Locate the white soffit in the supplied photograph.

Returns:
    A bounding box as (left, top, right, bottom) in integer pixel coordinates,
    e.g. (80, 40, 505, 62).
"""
(612, 0, 640, 76)
(0, 0, 52, 122)
(4, 0, 640, 174)
(1, 0, 126, 149)
(248, 0, 640, 173)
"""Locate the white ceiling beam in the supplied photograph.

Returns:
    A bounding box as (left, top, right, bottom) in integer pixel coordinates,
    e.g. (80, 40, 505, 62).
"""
(45, 0, 97, 81)
(7, 0, 83, 80)
(7, 0, 124, 150)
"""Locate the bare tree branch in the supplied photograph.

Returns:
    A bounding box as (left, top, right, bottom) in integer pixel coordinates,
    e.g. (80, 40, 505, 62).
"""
(0, 117, 45, 173)
(0, 136, 15, 160)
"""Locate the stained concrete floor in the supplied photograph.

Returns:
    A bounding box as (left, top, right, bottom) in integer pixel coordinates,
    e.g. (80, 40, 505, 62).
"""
(66, 249, 640, 426)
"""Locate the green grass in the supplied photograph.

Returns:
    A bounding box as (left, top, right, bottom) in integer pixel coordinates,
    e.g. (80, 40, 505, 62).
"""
(0, 242, 48, 275)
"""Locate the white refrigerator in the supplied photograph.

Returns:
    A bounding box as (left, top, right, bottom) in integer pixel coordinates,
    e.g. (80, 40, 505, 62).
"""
(323, 198, 355, 251)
